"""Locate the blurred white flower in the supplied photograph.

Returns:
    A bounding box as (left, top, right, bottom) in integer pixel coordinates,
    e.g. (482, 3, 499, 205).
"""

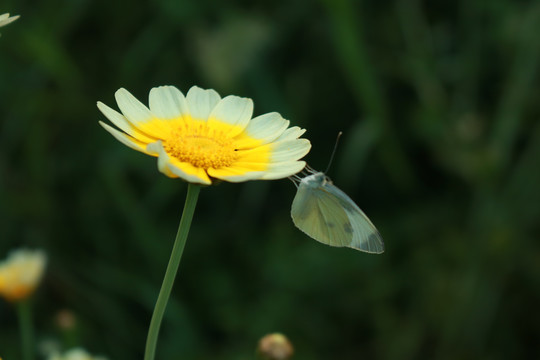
(0, 249, 46, 302)
(48, 348, 107, 360)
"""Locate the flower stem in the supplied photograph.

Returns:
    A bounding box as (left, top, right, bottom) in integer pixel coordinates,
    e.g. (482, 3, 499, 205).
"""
(17, 299, 34, 360)
(144, 183, 201, 360)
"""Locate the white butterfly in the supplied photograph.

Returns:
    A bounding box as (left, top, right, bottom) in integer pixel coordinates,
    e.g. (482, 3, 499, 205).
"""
(290, 167, 384, 254)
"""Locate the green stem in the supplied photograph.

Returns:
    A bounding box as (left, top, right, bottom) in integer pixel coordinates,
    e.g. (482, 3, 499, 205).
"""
(17, 299, 34, 360)
(144, 183, 201, 360)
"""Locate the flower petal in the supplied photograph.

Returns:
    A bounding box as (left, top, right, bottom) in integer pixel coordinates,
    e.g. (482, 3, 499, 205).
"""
(259, 161, 306, 179)
(274, 126, 306, 142)
(185, 86, 221, 121)
(208, 139, 310, 182)
(148, 142, 211, 184)
(97, 102, 156, 143)
(168, 161, 212, 185)
(234, 112, 289, 149)
(147, 142, 175, 177)
(207, 166, 265, 182)
(0, 13, 19, 27)
(115, 88, 153, 123)
(238, 138, 311, 163)
(269, 139, 311, 162)
(207, 95, 253, 137)
(115, 88, 171, 139)
(149, 86, 189, 121)
(100, 122, 154, 155)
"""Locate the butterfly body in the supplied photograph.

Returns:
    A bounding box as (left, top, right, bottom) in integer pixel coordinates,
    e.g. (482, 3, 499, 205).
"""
(291, 172, 384, 254)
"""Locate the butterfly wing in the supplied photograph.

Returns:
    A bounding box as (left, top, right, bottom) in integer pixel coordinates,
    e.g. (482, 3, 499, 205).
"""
(291, 181, 355, 248)
(323, 183, 384, 254)
(291, 181, 384, 253)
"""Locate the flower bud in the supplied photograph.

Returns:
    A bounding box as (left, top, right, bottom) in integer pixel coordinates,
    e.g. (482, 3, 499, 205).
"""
(256, 333, 294, 360)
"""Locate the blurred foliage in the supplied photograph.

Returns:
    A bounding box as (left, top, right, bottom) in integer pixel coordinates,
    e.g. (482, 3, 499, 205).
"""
(1, 0, 540, 359)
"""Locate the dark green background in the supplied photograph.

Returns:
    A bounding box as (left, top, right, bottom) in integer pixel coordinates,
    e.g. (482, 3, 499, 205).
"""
(1, 0, 539, 359)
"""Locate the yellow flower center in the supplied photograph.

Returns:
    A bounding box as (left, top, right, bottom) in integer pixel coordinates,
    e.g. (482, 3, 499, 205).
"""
(163, 123, 238, 169)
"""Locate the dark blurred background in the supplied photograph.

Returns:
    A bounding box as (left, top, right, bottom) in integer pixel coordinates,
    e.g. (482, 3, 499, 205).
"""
(1, 0, 540, 359)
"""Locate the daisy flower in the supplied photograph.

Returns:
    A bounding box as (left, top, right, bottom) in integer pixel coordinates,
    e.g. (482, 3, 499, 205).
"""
(0, 13, 19, 28)
(0, 249, 46, 302)
(98, 86, 311, 185)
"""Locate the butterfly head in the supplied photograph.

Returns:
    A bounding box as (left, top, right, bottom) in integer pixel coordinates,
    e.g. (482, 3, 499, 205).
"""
(301, 172, 333, 187)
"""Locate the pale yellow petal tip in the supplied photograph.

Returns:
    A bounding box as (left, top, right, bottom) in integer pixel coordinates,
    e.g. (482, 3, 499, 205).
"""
(186, 85, 206, 93)
(114, 87, 129, 96)
(0, 249, 47, 302)
(96, 102, 108, 115)
(98, 85, 311, 185)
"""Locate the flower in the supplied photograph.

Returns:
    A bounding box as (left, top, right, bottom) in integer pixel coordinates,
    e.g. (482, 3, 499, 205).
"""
(47, 348, 107, 360)
(257, 333, 294, 360)
(0, 249, 46, 302)
(0, 13, 19, 28)
(98, 86, 311, 185)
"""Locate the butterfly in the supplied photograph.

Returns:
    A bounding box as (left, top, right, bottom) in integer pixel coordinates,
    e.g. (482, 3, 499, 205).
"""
(290, 166, 384, 254)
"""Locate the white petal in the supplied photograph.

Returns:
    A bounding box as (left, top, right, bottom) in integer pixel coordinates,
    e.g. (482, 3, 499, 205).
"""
(100, 122, 153, 155)
(97, 102, 155, 143)
(207, 95, 253, 137)
(207, 166, 265, 182)
(235, 112, 289, 148)
(149, 86, 189, 120)
(115, 88, 153, 124)
(167, 162, 211, 185)
(274, 126, 306, 142)
(147, 142, 175, 177)
(270, 139, 311, 162)
(185, 86, 221, 120)
(260, 161, 307, 179)
(0, 13, 18, 27)
(146, 141, 162, 155)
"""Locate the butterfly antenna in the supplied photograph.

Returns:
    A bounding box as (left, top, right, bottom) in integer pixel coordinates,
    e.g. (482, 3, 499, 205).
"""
(324, 131, 343, 174)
